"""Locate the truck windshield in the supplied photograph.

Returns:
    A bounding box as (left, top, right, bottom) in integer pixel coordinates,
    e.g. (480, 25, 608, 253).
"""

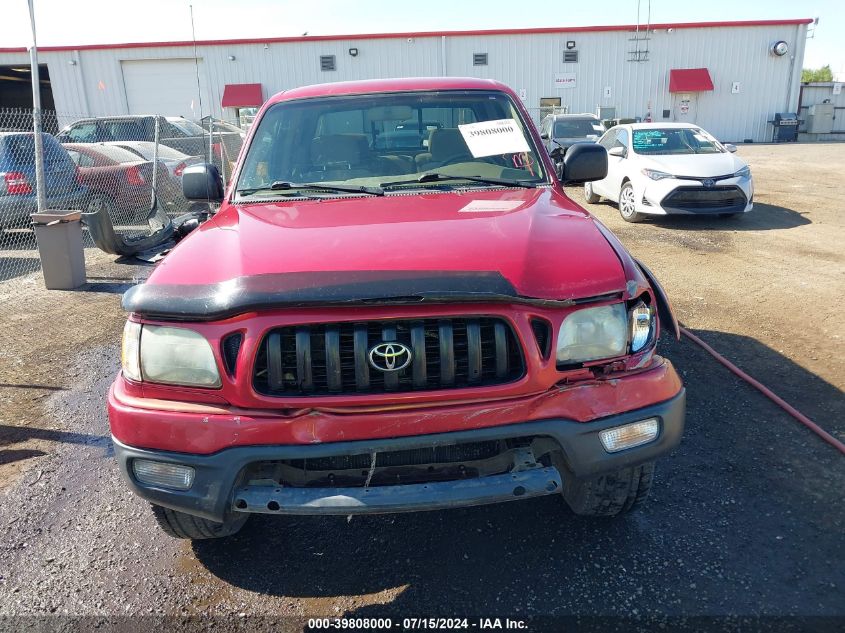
(235, 90, 547, 197)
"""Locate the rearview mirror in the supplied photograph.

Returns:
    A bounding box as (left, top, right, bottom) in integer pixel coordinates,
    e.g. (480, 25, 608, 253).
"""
(560, 143, 608, 185)
(182, 163, 224, 203)
(608, 146, 626, 158)
(724, 143, 738, 153)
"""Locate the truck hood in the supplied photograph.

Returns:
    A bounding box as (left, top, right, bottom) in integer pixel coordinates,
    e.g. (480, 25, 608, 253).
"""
(138, 188, 628, 315)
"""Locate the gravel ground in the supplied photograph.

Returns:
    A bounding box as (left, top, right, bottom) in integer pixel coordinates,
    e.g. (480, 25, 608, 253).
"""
(0, 143, 842, 628)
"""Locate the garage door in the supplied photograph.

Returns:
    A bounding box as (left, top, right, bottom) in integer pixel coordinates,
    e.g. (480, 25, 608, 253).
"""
(120, 58, 210, 119)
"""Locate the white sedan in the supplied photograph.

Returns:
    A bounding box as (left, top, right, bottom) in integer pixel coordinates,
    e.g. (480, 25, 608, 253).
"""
(585, 123, 754, 222)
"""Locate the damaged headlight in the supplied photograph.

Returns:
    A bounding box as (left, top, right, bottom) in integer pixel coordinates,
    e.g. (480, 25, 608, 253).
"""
(121, 321, 221, 388)
(556, 301, 656, 365)
(556, 304, 628, 364)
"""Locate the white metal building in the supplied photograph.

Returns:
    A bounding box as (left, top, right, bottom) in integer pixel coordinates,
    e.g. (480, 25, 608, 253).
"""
(0, 18, 812, 142)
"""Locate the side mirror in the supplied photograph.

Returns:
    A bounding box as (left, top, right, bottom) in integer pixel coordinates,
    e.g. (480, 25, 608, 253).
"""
(560, 143, 608, 185)
(724, 143, 738, 153)
(182, 163, 224, 203)
(540, 132, 549, 140)
(608, 146, 626, 158)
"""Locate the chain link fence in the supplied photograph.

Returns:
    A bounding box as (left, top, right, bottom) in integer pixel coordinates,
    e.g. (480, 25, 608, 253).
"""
(0, 109, 245, 284)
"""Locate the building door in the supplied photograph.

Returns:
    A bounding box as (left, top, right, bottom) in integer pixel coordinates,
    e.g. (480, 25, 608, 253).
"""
(120, 59, 210, 120)
(673, 93, 697, 123)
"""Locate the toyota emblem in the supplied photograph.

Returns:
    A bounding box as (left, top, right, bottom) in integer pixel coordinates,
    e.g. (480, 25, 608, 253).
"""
(368, 342, 413, 372)
(702, 178, 715, 188)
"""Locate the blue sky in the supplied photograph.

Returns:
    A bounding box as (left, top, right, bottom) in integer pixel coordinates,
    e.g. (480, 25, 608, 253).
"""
(3, 0, 843, 77)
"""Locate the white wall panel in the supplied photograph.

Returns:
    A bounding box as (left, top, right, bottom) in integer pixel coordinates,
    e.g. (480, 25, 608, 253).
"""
(0, 21, 810, 141)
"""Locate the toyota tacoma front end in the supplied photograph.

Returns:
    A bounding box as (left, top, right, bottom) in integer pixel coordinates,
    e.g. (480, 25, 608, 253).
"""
(108, 78, 684, 539)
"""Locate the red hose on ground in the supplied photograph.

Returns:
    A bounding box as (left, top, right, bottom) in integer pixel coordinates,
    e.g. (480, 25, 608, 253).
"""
(679, 326, 845, 456)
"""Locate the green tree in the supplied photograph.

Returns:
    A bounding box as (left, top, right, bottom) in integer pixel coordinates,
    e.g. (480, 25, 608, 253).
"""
(802, 65, 834, 82)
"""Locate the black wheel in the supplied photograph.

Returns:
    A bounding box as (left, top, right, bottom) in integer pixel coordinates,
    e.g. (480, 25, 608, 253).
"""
(618, 182, 646, 223)
(584, 181, 601, 203)
(562, 462, 655, 517)
(150, 504, 248, 539)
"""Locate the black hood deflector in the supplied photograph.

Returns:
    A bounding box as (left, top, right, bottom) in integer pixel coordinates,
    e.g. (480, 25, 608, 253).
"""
(122, 270, 620, 321)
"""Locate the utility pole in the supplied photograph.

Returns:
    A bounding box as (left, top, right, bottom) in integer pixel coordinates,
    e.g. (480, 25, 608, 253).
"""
(27, 0, 46, 212)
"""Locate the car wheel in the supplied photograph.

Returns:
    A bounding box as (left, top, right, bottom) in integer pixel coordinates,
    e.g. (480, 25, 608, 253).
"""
(150, 504, 248, 540)
(618, 182, 646, 223)
(562, 462, 655, 517)
(584, 181, 601, 204)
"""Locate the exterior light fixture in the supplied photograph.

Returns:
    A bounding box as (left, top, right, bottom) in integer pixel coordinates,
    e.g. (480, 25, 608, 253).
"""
(349, 47, 358, 57)
(228, 55, 236, 61)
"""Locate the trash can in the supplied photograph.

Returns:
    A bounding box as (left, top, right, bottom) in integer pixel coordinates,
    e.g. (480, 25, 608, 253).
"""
(31, 211, 86, 290)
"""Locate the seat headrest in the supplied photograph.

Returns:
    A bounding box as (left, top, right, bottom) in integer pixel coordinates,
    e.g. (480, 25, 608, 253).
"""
(311, 134, 369, 164)
(428, 128, 472, 162)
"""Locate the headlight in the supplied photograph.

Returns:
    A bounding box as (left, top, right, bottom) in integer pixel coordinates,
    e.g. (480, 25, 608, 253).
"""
(140, 325, 222, 387)
(630, 301, 655, 352)
(121, 320, 142, 381)
(121, 321, 221, 388)
(641, 168, 673, 180)
(733, 165, 751, 179)
(556, 304, 628, 364)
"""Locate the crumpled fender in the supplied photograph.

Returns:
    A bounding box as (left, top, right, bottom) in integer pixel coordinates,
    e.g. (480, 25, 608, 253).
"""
(634, 258, 680, 341)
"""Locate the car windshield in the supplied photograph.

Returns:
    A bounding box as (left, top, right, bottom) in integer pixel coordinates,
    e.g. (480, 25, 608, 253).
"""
(554, 119, 602, 138)
(167, 118, 205, 136)
(236, 90, 547, 197)
(632, 128, 724, 155)
(114, 142, 187, 161)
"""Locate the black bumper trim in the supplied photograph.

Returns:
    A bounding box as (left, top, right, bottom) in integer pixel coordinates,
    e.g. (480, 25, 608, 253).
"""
(112, 389, 685, 522)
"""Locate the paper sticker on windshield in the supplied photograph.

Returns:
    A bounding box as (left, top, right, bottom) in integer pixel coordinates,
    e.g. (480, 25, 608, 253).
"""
(458, 119, 531, 158)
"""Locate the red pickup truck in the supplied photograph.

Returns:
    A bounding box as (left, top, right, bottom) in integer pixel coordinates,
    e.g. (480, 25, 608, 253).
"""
(110, 78, 684, 539)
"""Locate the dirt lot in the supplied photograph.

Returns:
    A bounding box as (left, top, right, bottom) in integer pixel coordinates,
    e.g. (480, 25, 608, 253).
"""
(0, 143, 842, 627)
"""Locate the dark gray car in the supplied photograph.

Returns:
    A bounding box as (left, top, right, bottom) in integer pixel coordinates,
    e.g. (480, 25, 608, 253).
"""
(0, 132, 88, 228)
(539, 114, 604, 155)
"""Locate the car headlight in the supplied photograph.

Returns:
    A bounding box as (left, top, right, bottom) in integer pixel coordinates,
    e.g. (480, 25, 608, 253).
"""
(556, 302, 657, 365)
(641, 168, 673, 180)
(556, 304, 628, 364)
(121, 321, 221, 388)
(733, 165, 751, 179)
(121, 320, 142, 382)
(630, 301, 655, 352)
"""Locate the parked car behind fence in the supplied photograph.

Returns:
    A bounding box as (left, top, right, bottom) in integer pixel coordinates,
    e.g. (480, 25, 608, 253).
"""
(63, 143, 183, 224)
(56, 115, 243, 175)
(0, 132, 88, 229)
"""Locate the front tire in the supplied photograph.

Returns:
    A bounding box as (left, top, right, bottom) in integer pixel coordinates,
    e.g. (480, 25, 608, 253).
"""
(618, 182, 646, 223)
(584, 181, 600, 203)
(150, 504, 248, 539)
(562, 462, 655, 517)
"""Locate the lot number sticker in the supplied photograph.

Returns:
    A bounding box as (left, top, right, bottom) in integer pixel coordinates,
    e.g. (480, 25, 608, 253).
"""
(458, 119, 531, 158)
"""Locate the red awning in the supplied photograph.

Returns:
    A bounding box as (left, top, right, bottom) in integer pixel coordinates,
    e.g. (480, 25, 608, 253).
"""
(669, 68, 714, 93)
(221, 83, 263, 107)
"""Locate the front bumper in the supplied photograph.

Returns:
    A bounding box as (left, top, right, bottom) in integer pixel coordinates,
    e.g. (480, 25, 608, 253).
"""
(112, 389, 685, 521)
(636, 176, 754, 216)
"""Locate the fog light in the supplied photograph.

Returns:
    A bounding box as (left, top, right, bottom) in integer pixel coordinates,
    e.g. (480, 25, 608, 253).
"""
(599, 418, 660, 453)
(132, 459, 195, 490)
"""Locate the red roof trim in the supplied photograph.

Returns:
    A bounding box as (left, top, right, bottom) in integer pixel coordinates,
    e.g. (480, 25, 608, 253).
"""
(221, 83, 263, 107)
(669, 68, 715, 92)
(0, 19, 813, 54)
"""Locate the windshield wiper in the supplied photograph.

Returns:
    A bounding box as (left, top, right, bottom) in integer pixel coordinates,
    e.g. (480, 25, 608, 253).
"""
(238, 181, 384, 196)
(381, 173, 538, 189)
